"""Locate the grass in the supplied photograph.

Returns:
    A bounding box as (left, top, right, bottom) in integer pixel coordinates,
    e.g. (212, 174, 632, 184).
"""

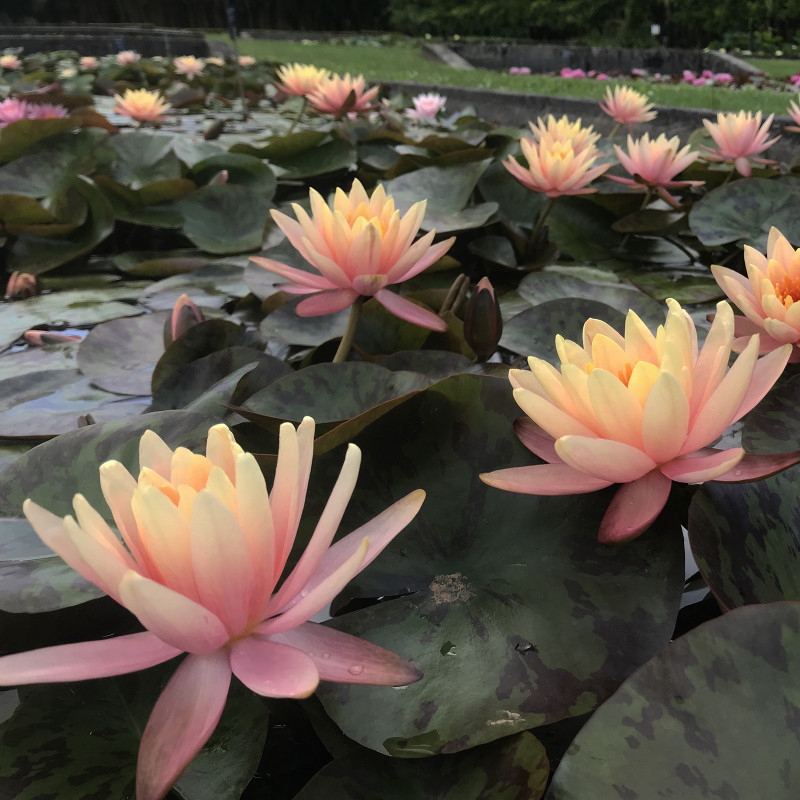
(747, 57, 800, 78)
(209, 35, 798, 115)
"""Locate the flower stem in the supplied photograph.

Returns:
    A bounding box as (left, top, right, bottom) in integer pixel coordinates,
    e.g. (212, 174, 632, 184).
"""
(530, 196, 556, 244)
(608, 122, 622, 140)
(333, 297, 365, 364)
(721, 167, 736, 185)
(287, 98, 307, 135)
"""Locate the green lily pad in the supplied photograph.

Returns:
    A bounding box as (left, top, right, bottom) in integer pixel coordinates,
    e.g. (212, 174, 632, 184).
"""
(0, 516, 103, 612)
(0, 370, 149, 438)
(500, 298, 626, 360)
(230, 129, 327, 160)
(96, 175, 185, 229)
(0, 282, 143, 351)
(547, 602, 800, 800)
(259, 299, 349, 347)
(0, 117, 76, 163)
(313, 374, 683, 754)
(7, 176, 115, 275)
(178, 184, 270, 254)
(477, 159, 546, 226)
(740, 371, 800, 453)
(0, 669, 267, 800)
(77, 313, 170, 396)
(384, 158, 493, 232)
(112, 249, 210, 277)
(138, 263, 249, 311)
(270, 137, 357, 180)
(0, 342, 80, 381)
(0, 411, 219, 518)
(294, 732, 549, 800)
(108, 131, 182, 189)
(191, 153, 277, 200)
(627, 269, 726, 305)
(688, 177, 800, 248)
(239, 362, 431, 426)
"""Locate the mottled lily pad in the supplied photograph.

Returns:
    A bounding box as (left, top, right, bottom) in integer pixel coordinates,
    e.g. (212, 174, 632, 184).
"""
(547, 603, 800, 800)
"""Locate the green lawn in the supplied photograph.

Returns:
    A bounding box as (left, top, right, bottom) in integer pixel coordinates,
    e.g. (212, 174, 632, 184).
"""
(748, 57, 800, 78)
(210, 34, 798, 114)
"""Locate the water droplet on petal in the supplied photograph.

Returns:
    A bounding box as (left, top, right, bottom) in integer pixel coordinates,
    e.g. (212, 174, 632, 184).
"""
(348, 664, 364, 676)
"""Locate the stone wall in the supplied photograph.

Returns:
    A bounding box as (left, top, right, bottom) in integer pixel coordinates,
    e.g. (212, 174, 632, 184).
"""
(0, 25, 209, 57)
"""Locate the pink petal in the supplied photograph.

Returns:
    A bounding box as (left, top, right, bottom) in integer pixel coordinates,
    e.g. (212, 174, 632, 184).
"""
(273, 621, 423, 685)
(295, 489, 425, 600)
(385, 236, 455, 284)
(641, 371, 689, 463)
(270, 443, 361, 614)
(230, 637, 318, 697)
(480, 463, 613, 495)
(119, 571, 229, 655)
(734, 344, 791, 418)
(258, 537, 370, 635)
(296, 289, 359, 316)
(597, 471, 673, 544)
(0, 632, 180, 685)
(137, 651, 231, 800)
(249, 256, 334, 291)
(513, 418, 561, 462)
(374, 289, 448, 331)
(661, 447, 744, 482)
(555, 436, 656, 483)
(711, 449, 800, 482)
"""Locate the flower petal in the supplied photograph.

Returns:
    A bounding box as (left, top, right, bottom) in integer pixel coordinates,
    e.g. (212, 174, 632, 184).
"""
(230, 637, 318, 697)
(555, 436, 656, 483)
(480, 463, 613, 495)
(296, 289, 359, 316)
(597, 471, 673, 544)
(513, 418, 561, 462)
(374, 289, 448, 331)
(710, 449, 800, 482)
(641, 371, 690, 463)
(249, 256, 334, 291)
(273, 621, 422, 685)
(137, 651, 231, 800)
(661, 447, 744, 483)
(734, 343, 792, 419)
(119, 571, 229, 655)
(0, 632, 180, 685)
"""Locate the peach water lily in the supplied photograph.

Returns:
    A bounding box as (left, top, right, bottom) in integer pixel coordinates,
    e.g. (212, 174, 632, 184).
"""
(528, 114, 601, 156)
(712, 227, 800, 361)
(274, 62, 330, 96)
(608, 132, 703, 207)
(307, 73, 379, 118)
(481, 299, 800, 543)
(599, 85, 657, 136)
(701, 110, 779, 177)
(0, 54, 21, 70)
(113, 88, 171, 124)
(116, 50, 141, 66)
(0, 419, 424, 800)
(251, 179, 455, 359)
(173, 55, 205, 79)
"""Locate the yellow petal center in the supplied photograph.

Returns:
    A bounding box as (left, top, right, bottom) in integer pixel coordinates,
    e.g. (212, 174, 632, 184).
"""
(775, 274, 800, 306)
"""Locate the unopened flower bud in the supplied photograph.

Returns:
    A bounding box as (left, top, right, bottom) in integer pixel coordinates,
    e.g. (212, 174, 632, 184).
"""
(464, 277, 503, 361)
(164, 293, 204, 345)
(5, 271, 40, 300)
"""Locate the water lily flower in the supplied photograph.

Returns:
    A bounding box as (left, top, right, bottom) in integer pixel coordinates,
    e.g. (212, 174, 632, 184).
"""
(251, 179, 454, 331)
(599, 85, 657, 132)
(714, 72, 733, 84)
(307, 73, 379, 118)
(701, 110, 779, 177)
(503, 135, 610, 198)
(0, 54, 21, 70)
(26, 101, 68, 120)
(206, 56, 225, 67)
(238, 55, 256, 67)
(480, 299, 799, 543)
(527, 114, 600, 156)
(682, 70, 696, 83)
(405, 92, 446, 123)
(785, 100, 800, 132)
(173, 55, 205, 79)
(791, 73, 800, 86)
(607, 132, 703, 207)
(712, 226, 800, 362)
(112, 88, 171, 124)
(560, 67, 586, 79)
(79, 56, 98, 70)
(116, 50, 141, 66)
(1, 419, 424, 800)
(274, 62, 330, 96)
(509, 66, 531, 75)
(0, 98, 30, 126)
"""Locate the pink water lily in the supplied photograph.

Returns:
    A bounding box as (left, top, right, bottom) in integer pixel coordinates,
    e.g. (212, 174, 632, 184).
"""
(599, 85, 657, 131)
(481, 299, 799, 543)
(0, 419, 424, 800)
(251, 179, 455, 331)
(701, 111, 779, 176)
(307, 73, 379, 118)
(712, 226, 800, 361)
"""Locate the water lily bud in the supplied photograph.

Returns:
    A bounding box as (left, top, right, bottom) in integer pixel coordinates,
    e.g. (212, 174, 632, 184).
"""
(464, 277, 503, 361)
(5, 272, 40, 300)
(207, 169, 228, 186)
(164, 293, 204, 346)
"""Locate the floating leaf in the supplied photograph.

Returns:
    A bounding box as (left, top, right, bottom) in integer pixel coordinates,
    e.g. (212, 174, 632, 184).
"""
(191, 153, 277, 200)
(0, 118, 76, 163)
(314, 375, 683, 754)
(138, 263, 250, 311)
(547, 603, 800, 800)
(108, 130, 181, 189)
(259, 299, 349, 347)
(294, 732, 549, 800)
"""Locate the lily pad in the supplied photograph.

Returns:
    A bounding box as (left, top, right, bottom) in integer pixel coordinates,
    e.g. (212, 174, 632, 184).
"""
(313, 374, 683, 754)
(0, 117, 76, 163)
(294, 732, 549, 800)
(259, 299, 349, 347)
(547, 602, 800, 800)
(108, 131, 181, 189)
(191, 153, 277, 200)
(77, 313, 170, 396)
(138, 263, 250, 311)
